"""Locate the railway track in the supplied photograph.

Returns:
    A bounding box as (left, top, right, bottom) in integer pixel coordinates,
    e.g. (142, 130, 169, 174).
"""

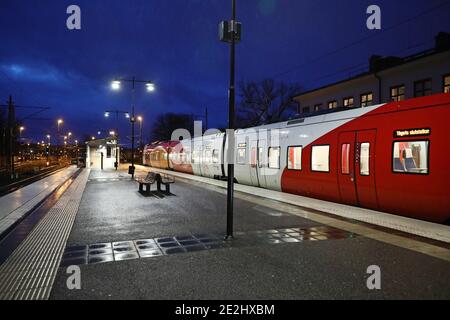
(0, 165, 70, 197)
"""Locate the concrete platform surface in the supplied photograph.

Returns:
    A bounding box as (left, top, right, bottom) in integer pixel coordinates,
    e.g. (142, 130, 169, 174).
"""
(48, 168, 450, 300)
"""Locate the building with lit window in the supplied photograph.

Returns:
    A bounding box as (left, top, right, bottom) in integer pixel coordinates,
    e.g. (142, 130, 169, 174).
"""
(86, 137, 120, 170)
(293, 32, 450, 115)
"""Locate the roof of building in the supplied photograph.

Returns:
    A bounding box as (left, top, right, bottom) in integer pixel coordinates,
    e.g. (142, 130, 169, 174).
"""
(292, 32, 450, 99)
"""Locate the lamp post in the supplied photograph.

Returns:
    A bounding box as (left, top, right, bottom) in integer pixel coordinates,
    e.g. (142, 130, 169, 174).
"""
(105, 109, 130, 171)
(137, 116, 143, 150)
(220, 0, 241, 240)
(110, 77, 155, 178)
(46, 134, 51, 164)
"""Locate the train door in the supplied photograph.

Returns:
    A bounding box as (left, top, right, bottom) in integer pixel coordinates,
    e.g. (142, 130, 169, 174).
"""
(257, 139, 268, 188)
(249, 140, 260, 187)
(355, 130, 378, 210)
(338, 132, 358, 205)
(338, 130, 378, 210)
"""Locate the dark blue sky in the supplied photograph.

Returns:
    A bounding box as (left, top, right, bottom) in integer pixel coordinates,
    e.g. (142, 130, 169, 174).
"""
(1, 0, 449, 144)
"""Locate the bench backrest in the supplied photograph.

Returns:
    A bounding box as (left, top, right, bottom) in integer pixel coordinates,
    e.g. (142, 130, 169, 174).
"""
(144, 172, 157, 182)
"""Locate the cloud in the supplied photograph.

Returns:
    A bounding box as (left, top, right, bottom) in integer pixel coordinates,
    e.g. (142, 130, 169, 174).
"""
(0, 61, 80, 86)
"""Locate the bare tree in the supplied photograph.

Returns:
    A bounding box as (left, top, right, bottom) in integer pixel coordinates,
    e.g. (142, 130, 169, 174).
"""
(236, 79, 300, 128)
(150, 113, 195, 142)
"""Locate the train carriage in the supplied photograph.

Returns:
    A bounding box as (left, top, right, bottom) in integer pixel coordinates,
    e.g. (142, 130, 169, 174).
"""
(145, 93, 450, 223)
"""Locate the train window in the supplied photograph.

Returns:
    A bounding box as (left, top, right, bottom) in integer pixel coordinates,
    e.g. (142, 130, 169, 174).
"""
(237, 147, 246, 164)
(311, 145, 330, 172)
(360, 143, 370, 176)
(268, 147, 280, 169)
(341, 144, 350, 175)
(251, 147, 257, 167)
(393, 141, 429, 174)
(212, 150, 219, 164)
(287, 146, 302, 170)
(258, 147, 264, 168)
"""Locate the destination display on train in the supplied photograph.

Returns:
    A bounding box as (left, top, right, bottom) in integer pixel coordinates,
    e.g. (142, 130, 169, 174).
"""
(394, 128, 431, 138)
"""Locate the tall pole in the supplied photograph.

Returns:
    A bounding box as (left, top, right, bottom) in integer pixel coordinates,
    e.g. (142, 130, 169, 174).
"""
(115, 112, 119, 171)
(139, 118, 143, 150)
(226, 0, 236, 239)
(131, 77, 136, 179)
(205, 107, 208, 131)
(7, 96, 15, 179)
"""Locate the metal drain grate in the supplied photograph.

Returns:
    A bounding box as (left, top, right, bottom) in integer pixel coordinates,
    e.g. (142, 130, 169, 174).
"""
(60, 226, 357, 267)
(0, 170, 90, 300)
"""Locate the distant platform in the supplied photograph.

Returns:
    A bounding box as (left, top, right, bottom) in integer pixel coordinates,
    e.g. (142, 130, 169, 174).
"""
(0, 166, 79, 237)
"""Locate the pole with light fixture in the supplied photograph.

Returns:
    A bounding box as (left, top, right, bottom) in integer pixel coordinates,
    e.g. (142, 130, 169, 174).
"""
(104, 109, 130, 170)
(110, 77, 155, 178)
(220, 0, 241, 240)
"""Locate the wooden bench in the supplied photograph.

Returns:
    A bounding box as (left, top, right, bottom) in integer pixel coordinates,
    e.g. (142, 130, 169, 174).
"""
(156, 174, 175, 194)
(136, 172, 157, 194)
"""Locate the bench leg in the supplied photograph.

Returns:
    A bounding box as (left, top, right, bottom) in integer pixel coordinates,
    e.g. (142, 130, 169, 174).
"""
(139, 183, 143, 192)
(145, 184, 151, 195)
(157, 181, 162, 192)
(165, 184, 170, 195)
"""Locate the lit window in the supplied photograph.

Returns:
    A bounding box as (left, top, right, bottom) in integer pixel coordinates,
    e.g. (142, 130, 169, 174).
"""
(391, 85, 405, 102)
(311, 145, 330, 172)
(268, 147, 280, 169)
(250, 147, 257, 167)
(361, 92, 373, 107)
(341, 144, 350, 174)
(393, 141, 429, 174)
(360, 143, 370, 176)
(343, 97, 354, 108)
(288, 146, 302, 170)
(258, 147, 264, 168)
(237, 147, 246, 164)
(212, 150, 219, 164)
(414, 79, 432, 97)
(444, 75, 450, 93)
(328, 101, 338, 109)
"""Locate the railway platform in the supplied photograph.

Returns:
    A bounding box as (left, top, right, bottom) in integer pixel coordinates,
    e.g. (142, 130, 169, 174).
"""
(0, 166, 79, 237)
(0, 166, 449, 300)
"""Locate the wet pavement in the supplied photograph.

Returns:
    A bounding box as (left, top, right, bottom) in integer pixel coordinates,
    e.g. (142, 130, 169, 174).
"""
(46, 169, 450, 299)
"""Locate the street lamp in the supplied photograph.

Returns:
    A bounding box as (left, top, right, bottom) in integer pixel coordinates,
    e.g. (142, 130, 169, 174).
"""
(19, 126, 25, 138)
(57, 119, 63, 132)
(111, 80, 121, 90)
(137, 116, 143, 150)
(146, 82, 155, 92)
(110, 77, 155, 178)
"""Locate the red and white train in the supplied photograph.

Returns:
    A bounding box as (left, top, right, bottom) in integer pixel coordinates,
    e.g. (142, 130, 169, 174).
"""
(144, 93, 450, 224)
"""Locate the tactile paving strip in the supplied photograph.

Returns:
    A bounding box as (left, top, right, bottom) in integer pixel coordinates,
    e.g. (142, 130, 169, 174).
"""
(60, 226, 358, 267)
(0, 170, 90, 300)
